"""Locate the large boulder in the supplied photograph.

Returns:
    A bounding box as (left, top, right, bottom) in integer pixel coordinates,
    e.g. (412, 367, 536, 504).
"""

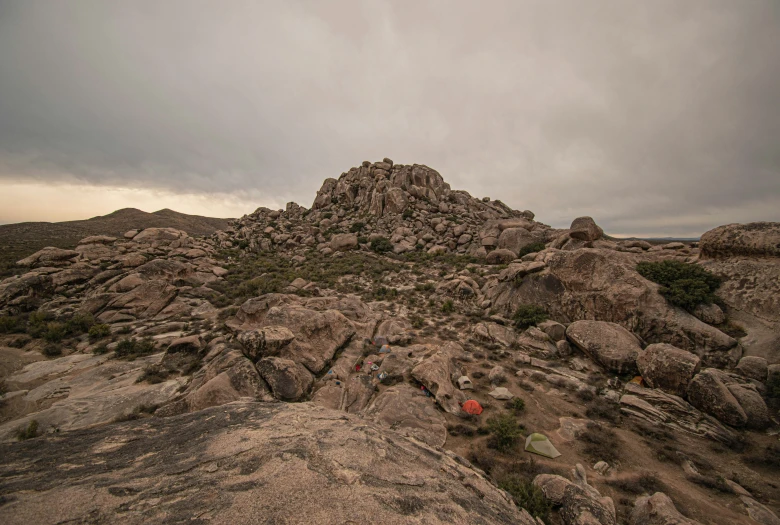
(735, 356, 768, 383)
(636, 343, 700, 396)
(486, 248, 517, 265)
(255, 357, 313, 401)
(631, 492, 702, 525)
(132, 227, 186, 243)
(686, 369, 747, 427)
(230, 297, 356, 374)
(486, 248, 738, 362)
(237, 326, 295, 362)
(365, 384, 448, 447)
(16, 247, 79, 268)
(330, 233, 358, 252)
(0, 402, 537, 525)
(411, 349, 466, 414)
(699, 222, 780, 258)
(534, 470, 616, 525)
(565, 320, 641, 374)
(497, 228, 538, 256)
(569, 216, 603, 242)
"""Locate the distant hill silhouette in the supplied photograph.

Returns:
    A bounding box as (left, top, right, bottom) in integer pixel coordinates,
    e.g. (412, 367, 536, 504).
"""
(0, 208, 232, 278)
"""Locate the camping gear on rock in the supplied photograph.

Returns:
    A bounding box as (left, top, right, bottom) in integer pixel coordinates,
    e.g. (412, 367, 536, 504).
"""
(457, 376, 474, 390)
(488, 387, 514, 400)
(379, 345, 392, 353)
(420, 385, 432, 397)
(461, 400, 483, 415)
(377, 371, 388, 381)
(629, 376, 644, 386)
(370, 363, 380, 371)
(525, 433, 561, 458)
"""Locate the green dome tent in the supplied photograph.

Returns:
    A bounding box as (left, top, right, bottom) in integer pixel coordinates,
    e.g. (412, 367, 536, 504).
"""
(524, 433, 561, 459)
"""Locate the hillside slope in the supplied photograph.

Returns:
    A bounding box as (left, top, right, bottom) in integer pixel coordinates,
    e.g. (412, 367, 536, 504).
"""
(0, 208, 231, 278)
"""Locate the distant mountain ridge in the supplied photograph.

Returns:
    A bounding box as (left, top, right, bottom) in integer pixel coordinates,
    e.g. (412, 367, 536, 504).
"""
(0, 208, 232, 278)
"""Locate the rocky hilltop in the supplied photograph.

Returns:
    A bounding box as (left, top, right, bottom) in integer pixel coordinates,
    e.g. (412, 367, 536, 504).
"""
(0, 159, 778, 525)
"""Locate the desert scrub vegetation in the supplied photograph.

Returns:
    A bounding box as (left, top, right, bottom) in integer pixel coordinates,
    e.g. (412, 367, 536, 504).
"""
(516, 242, 546, 258)
(114, 337, 157, 359)
(506, 397, 526, 414)
(1, 311, 97, 344)
(370, 236, 393, 253)
(485, 413, 524, 452)
(512, 304, 548, 330)
(15, 420, 39, 441)
(637, 260, 721, 311)
(209, 250, 401, 302)
(499, 476, 551, 522)
(579, 423, 621, 463)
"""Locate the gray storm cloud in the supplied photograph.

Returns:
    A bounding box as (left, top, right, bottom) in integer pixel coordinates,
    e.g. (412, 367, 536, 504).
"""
(0, 0, 778, 236)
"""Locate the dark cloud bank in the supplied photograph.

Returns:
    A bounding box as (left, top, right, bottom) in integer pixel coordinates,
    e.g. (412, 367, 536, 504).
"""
(1, 0, 778, 236)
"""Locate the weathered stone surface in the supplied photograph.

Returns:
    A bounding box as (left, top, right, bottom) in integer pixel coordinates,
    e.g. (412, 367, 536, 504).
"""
(692, 302, 725, 325)
(486, 248, 517, 265)
(365, 384, 448, 447)
(686, 368, 747, 427)
(17, 247, 79, 268)
(620, 382, 736, 443)
(538, 320, 566, 342)
(631, 492, 702, 525)
(255, 357, 313, 401)
(700, 222, 780, 258)
(411, 350, 465, 415)
(534, 471, 616, 525)
(330, 232, 358, 251)
(0, 402, 536, 525)
(566, 320, 641, 374)
(735, 355, 768, 382)
(636, 343, 700, 396)
(488, 249, 737, 361)
(237, 326, 295, 362)
(569, 216, 604, 242)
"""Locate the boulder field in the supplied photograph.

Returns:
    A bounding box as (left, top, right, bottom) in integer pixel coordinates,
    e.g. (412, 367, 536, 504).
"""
(0, 159, 778, 525)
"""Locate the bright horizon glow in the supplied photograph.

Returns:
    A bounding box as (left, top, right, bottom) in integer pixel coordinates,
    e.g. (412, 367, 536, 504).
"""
(0, 181, 280, 224)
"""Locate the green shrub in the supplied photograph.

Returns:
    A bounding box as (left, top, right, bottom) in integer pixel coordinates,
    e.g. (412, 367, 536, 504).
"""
(498, 475, 552, 522)
(65, 312, 95, 334)
(580, 423, 621, 463)
(350, 222, 365, 233)
(322, 212, 333, 219)
(43, 322, 67, 343)
(441, 299, 455, 314)
(637, 260, 721, 311)
(42, 343, 62, 357)
(0, 316, 23, 334)
(88, 323, 111, 340)
(410, 314, 425, 329)
(507, 397, 526, 413)
(370, 237, 393, 254)
(373, 286, 399, 301)
(357, 236, 368, 245)
(15, 420, 39, 441)
(512, 305, 548, 330)
(486, 413, 523, 452)
(115, 338, 157, 359)
(517, 242, 546, 258)
(93, 343, 109, 355)
(402, 208, 414, 219)
(767, 374, 780, 399)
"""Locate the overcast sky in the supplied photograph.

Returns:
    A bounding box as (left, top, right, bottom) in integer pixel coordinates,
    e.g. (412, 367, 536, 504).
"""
(1, 1, 778, 236)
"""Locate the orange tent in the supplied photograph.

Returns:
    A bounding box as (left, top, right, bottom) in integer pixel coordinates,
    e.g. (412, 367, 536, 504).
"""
(461, 400, 483, 416)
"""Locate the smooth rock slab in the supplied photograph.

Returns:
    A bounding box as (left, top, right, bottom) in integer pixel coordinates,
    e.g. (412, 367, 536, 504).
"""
(0, 402, 536, 525)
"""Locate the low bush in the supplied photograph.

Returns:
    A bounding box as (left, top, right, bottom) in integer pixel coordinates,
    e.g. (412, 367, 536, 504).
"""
(349, 222, 365, 233)
(447, 424, 477, 437)
(42, 343, 62, 357)
(370, 237, 393, 254)
(743, 443, 780, 471)
(0, 315, 23, 334)
(441, 299, 455, 314)
(136, 365, 171, 384)
(402, 208, 414, 219)
(512, 305, 548, 330)
(15, 420, 39, 441)
(637, 260, 721, 311)
(115, 338, 157, 359)
(410, 314, 425, 329)
(506, 398, 526, 413)
(498, 475, 552, 522)
(606, 472, 665, 495)
(486, 413, 524, 452)
(580, 423, 621, 463)
(586, 397, 621, 424)
(88, 323, 111, 340)
(517, 242, 547, 258)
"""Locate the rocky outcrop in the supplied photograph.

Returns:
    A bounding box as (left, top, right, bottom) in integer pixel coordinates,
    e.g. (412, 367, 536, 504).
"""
(535, 465, 617, 525)
(636, 343, 700, 396)
(411, 346, 466, 415)
(686, 368, 769, 428)
(487, 248, 738, 364)
(565, 320, 642, 374)
(0, 402, 537, 525)
(619, 383, 736, 443)
(256, 356, 314, 401)
(699, 222, 780, 258)
(631, 492, 702, 525)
